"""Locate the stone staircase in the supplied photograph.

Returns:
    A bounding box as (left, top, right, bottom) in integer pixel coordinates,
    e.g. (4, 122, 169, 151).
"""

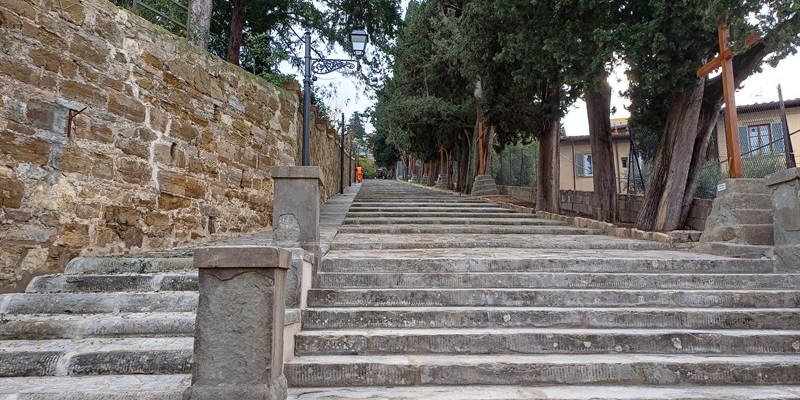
(286, 180, 800, 399)
(0, 179, 799, 399)
(0, 252, 196, 399)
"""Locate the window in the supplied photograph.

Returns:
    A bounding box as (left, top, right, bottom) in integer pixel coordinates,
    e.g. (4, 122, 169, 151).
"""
(620, 157, 628, 169)
(575, 153, 593, 177)
(738, 123, 785, 156)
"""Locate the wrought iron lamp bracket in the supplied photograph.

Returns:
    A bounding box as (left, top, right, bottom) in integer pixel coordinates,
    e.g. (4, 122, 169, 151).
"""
(311, 58, 359, 75)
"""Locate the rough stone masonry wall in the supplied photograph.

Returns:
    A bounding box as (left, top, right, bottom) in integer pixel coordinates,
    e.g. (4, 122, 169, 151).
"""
(0, 0, 345, 292)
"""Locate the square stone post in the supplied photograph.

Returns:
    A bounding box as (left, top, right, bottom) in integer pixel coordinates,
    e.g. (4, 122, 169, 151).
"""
(766, 168, 800, 271)
(184, 246, 290, 400)
(271, 166, 322, 257)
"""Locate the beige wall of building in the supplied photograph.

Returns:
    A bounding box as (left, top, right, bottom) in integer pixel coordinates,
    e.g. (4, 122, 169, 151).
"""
(559, 135, 632, 192)
(715, 100, 800, 171)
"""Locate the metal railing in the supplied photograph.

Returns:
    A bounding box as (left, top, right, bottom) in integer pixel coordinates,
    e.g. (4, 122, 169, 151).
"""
(111, 0, 188, 36)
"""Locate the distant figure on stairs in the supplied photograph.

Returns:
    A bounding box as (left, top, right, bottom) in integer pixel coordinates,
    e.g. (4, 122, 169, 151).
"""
(356, 166, 363, 183)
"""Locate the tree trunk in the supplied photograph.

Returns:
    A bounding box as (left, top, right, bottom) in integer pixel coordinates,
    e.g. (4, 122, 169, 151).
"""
(187, 0, 212, 49)
(482, 125, 495, 175)
(536, 119, 561, 213)
(586, 71, 617, 222)
(226, 0, 246, 65)
(636, 80, 705, 231)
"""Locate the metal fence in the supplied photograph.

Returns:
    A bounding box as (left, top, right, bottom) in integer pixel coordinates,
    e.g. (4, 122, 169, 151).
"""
(629, 100, 799, 199)
(490, 141, 539, 188)
(111, 0, 188, 36)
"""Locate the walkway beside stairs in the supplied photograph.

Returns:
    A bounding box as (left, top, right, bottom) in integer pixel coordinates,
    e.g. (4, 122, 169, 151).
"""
(1, 180, 800, 399)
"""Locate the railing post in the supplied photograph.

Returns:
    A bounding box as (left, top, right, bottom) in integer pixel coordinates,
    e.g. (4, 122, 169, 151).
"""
(184, 246, 290, 400)
(271, 166, 322, 260)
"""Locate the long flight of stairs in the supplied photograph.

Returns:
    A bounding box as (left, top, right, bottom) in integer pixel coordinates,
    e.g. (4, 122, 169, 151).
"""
(285, 180, 800, 399)
(0, 179, 799, 399)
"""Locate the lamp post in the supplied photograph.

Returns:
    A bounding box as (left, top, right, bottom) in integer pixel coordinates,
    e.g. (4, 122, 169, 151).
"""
(302, 28, 369, 166)
(339, 111, 371, 193)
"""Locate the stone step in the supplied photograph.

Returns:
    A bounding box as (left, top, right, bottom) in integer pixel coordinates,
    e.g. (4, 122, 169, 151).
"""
(346, 212, 529, 218)
(719, 178, 769, 194)
(315, 272, 800, 290)
(336, 225, 600, 235)
(0, 313, 195, 340)
(734, 209, 774, 225)
(307, 288, 800, 308)
(342, 217, 563, 226)
(693, 242, 774, 259)
(294, 328, 800, 356)
(0, 292, 198, 314)
(284, 354, 800, 387)
(338, 225, 603, 235)
(740, 224, 776, 246)
(301, 307, 800, 329)
(285, 385, 800, 400)
(329, 234, 667, 251)
(721, 193, 773, 210)
(348, 207, 514, 213)
(65, 257, 194, 275)
(26, 273, 198, 293)
(0, 375, 190, 399)
(321, 249, 772, 273)
(351, 201, 489, 206)
(0, 338, 192, 377)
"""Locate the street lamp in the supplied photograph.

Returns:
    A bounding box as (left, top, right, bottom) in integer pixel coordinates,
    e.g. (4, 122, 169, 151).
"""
(302, 28, 369, 166)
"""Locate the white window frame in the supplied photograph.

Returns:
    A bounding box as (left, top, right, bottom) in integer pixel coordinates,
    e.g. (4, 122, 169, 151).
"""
(575, 153, 593, 177)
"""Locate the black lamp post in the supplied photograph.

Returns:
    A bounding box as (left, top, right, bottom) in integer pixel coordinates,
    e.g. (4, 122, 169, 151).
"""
(302, 28, 369, 166)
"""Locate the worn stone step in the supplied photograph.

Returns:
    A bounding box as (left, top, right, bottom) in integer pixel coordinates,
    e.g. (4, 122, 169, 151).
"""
(336, 225, 599, 235)
(343, 217, 564, 226)
(329, 234, 667, 251)
(26, 273, 198, 294)
(0, 292, 198, 314)
(346, 212, 530, 218)
(0, 338, 192, 377)
(295, 328, 800, 356)
(734, 209, 774, 225)
(740, 224, 776, 246)
(302, 307, 800, 330)
(285, 385, 800, 400)
(322, 249, 772, 273)
(0, 375, 189, 399)
(315, 272, 800, 290)
(285, 354, 800, 387)
(65, 257, 194, 275)
(351, 201, 489, 206)
(307, 288, 800, 308)
(348, 207, 513, 213)
(719, 193, 773, 209)
(719, 178, 769, 194)
(0, 313, 195, 340)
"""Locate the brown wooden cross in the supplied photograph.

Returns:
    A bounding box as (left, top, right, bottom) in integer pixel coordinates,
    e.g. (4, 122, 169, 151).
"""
(696, 26, 759, 178)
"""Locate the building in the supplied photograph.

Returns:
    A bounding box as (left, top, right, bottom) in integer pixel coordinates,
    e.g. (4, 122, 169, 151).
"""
(559, 119, 633, 192)
(714, 98, 800, 172)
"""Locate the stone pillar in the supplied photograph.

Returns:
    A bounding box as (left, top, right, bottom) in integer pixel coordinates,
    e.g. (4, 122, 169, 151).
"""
(184, 246, 290, 400)
(271, 166, 322, 256)
(436, 174, 450, 189)
(766, 168, 800, 271)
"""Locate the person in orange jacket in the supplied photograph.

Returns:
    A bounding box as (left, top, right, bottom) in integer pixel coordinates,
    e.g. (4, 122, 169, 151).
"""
(356, 166, 364, 183)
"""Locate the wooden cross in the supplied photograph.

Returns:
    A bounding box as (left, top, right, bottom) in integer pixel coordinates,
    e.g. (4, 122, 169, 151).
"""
(696, 26, 760, 178)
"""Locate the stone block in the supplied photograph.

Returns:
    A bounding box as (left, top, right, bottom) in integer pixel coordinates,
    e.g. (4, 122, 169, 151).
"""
(69, 33, 108, 68)
(61, 80, 107, 107)
(159, 193, 191, 211)
(52, 146, 92, 173)
(185, 246, 290, 400)
(118, 158, 152, 185)
(108, 93, 145, 123)
(0, 176, 24, 208)
(0, 132, 50, 165)
(56, 222, 90, 247)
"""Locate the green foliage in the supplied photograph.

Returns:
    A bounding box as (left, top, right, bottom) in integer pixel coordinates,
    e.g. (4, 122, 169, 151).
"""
(207, 0, 403, 75)
(113, 0, 188, 36)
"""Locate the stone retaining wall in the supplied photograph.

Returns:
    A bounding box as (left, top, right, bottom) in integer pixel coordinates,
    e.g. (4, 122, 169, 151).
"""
(498, 186, 712, 230)
(0, 0, 346, 291)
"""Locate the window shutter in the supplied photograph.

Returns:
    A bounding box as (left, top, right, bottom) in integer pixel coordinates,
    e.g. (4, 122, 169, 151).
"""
(575, 153, 584, 176)
(738, 126, 749, 156)
(771, 122, 786, 154)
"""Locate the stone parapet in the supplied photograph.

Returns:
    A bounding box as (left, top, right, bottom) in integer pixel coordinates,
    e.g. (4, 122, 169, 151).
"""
(185, 246, 290, 400)
(766, 168, 800, 271)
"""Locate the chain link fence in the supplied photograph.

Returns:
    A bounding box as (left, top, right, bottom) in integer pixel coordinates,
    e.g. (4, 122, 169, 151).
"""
(490, 141, 540, 188)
